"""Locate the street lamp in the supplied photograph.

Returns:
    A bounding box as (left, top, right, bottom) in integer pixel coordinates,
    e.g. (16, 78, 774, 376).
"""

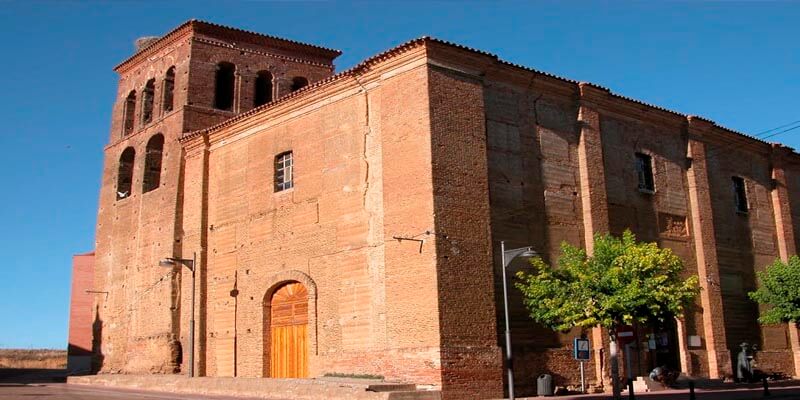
(500, 241, 537, 400)
(159, 252, 196, 378)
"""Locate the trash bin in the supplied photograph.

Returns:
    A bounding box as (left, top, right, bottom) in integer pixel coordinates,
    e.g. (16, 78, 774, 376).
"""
(537, 374, 554, 396)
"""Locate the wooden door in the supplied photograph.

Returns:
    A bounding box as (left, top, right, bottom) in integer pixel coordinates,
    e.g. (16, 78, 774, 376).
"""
(269, 282, 308, 378)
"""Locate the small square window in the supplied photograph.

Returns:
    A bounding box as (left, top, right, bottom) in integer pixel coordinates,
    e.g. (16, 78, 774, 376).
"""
(635, 153, 655, 193)
(275, 151, 293, 192)
(732, 176, 748, 213)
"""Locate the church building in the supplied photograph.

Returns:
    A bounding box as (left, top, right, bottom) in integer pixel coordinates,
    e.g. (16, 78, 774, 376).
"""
(68, 20, 800, 399)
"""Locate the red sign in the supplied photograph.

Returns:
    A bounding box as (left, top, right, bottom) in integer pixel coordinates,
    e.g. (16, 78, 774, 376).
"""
(616, 325, 635, 344)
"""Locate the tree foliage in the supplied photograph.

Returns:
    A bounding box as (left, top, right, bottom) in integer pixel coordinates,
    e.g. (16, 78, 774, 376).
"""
(748, 256, 800, 324)
(515, 230, 700, 333)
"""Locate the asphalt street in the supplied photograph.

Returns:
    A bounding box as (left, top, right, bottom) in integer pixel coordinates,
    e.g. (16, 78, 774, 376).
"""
(0, 383, 283, 400)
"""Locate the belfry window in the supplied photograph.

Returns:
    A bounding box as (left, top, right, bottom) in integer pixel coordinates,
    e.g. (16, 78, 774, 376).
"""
(635, 153, 655, 193)
(733, 176, 748, 213)
(275, 151, 293, 192)
(214, 62, 236, 111)
(117, 147, 135, 200)
(123, 90, 136, 136)
(254, 70, 273, 107)
(162, 67, 175, 113)
(141, 79, 155, 125)
(142, 134, 164, 193)
(290, 77, 308, 92)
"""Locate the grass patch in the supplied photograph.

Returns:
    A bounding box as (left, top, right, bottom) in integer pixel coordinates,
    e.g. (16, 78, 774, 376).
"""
(323, 372, 384, 380)
(0, 349, 67, 369)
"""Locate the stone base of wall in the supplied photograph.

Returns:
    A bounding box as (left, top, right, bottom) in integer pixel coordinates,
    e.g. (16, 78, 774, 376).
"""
(68, 374, 441, 400)
(754, 350, 795, 378)
(515, 347, 601, 397)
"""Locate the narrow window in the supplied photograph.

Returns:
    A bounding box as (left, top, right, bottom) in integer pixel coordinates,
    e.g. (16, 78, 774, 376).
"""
(274, 151, 293, 192)
(635, 153, 655, 192)
(117, 147, 135, 200)
(162, 67, 175, 113)
(732, 176, 748, 213)
(143, 134, 164, 193)
(214, 62, 236, 111)
(123, 90, 136, 136)
(254, 71, 273, 107)
(290, 77, 308, 92)
(141, 79, 155, 125)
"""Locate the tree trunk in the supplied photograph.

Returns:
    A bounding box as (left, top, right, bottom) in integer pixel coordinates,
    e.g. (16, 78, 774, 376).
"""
(609, 333, 621, 400)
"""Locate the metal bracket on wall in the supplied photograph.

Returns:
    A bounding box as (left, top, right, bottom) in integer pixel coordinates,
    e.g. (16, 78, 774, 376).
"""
(392, 236, 425, 253)
(85, 289, 110, 299)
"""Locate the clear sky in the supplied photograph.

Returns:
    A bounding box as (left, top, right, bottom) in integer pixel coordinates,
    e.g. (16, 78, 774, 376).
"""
(0, 1, 798, 349)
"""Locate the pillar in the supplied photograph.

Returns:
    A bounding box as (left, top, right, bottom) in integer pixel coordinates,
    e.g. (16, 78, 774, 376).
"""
(769, 143, 800, 377)
(577, 83, 611, 388)
(179, 133, 210, 376)
(685, 116, 732, 379)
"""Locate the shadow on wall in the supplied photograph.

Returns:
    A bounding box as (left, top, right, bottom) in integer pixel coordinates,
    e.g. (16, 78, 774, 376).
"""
(92, 305, 104, 374)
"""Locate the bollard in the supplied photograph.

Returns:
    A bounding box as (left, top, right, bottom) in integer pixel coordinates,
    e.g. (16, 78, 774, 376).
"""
(688, 380, 695, 400)
(627, 378, 635, 400)
(763, 377, 770, 396)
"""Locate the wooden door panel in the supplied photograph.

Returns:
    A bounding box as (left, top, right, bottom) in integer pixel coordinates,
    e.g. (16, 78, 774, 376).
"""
(270, 325, 308, 378)
(269, 282, 308, 378)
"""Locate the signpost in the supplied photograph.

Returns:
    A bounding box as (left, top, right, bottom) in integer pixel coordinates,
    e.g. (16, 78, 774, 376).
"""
(574, 337, 590, 393)
(616, 326, 636, 382)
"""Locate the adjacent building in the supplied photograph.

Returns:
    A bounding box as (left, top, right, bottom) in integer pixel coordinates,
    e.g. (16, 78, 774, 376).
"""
(70, 20, 800, 399)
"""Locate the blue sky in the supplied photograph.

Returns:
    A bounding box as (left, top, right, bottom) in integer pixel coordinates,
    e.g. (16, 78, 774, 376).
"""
(0, 1, 798, 349)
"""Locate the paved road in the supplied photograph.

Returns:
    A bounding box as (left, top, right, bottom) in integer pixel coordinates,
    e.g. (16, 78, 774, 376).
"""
(537, 386, 800, 400)
(0, 383, 287, 400)
(3, 383, 800, 400)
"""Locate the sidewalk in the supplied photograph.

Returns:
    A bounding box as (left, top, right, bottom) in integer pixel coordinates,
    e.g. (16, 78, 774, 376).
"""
(519, 384, 800, 400)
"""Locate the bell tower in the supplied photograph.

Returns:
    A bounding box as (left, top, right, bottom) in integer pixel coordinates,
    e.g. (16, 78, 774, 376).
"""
(92, 20, 340, 374)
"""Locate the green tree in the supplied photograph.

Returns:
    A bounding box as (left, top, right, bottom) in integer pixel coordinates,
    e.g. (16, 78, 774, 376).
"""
(748, 256, 800, 324)
(515, 231, 699, 398)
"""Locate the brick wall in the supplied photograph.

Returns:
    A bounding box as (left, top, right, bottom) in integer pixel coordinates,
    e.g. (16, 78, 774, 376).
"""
(68, 252, 95, 373)
(85, 26, 800, 399)
(92, 21, 338, 376)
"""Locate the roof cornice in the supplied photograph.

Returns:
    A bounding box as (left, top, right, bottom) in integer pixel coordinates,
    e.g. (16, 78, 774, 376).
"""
(179, 34, 797, 161)
(114, 19, 341, 74)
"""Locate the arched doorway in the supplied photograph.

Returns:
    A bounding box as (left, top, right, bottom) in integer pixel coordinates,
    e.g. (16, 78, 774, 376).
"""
(268, 282, 308, 378)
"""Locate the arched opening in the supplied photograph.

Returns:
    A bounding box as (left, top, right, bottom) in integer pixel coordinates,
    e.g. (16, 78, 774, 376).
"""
(265, 281, 308, 378)
(142, 134, 164, 193)
(162, 67, 175, 113)
(254, 70, 273, 107)
(123, 90, 136, 136)
(141, 79, 155, 125)
(214, 62, 236, 111)
(290, 76, 308, 92)
(116, 147, 135, 200)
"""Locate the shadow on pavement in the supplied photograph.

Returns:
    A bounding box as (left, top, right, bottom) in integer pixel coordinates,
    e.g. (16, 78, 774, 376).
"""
(0, 368, 67, 384)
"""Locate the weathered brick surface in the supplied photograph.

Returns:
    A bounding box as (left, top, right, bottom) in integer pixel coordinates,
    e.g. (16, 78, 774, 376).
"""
(92, 21, 337, 376)
(78, 21, 800, 400)
(68, 252, 96, 373)
(428, 62, 503, 399)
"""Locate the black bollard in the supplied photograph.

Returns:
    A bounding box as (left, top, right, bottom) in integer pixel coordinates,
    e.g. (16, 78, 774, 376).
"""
(763, 377, 770, 396)
(688, 380, 696, 400)
(627, 378, 635, 400)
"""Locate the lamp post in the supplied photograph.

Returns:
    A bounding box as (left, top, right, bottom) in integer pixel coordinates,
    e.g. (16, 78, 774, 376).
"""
(500, 241, 537, 400)
(159, 252, 196, 378)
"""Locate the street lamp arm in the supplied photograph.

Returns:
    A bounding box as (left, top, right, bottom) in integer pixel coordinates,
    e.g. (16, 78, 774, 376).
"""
(502, 247, 537, 268)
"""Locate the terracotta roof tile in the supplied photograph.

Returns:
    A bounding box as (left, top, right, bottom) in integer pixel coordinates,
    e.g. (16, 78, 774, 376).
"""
(180, 35, 775, 149)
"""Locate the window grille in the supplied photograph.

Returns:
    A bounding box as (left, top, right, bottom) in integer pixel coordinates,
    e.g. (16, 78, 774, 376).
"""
(635, 153, 655, 192)
(275, 151, 293, 192)
(732, 176, 748, 213)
